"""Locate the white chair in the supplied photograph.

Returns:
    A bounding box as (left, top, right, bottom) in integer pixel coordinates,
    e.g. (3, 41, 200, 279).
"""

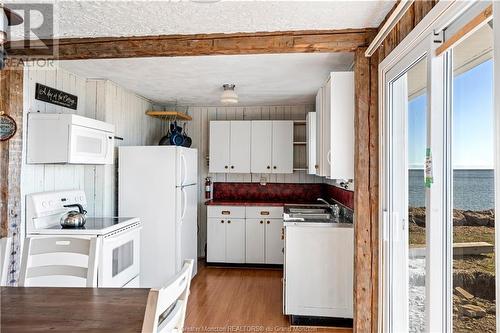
(0, 237, 12, 286)
(142, 259, 194, 333)
(19, 236, 99, 287)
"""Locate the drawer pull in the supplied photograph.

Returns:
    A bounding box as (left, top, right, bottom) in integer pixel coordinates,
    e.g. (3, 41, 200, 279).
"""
(260, 211, 270, 216)
(221, 211, 231, 215)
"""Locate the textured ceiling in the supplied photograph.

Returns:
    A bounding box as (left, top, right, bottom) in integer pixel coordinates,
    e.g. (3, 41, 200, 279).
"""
(8, 1, 395, 40)
(59, 52, 354, 105)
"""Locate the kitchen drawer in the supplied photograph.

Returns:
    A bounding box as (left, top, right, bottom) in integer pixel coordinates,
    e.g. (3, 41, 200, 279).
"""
(246, 206, 283, 219)
(207, 206, 246, 218)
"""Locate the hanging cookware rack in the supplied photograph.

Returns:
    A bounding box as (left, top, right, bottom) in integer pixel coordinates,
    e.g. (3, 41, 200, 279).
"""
(145, 110, 192, 122)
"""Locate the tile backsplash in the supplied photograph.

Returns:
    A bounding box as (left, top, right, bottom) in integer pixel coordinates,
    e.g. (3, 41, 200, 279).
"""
(212, 182, 354, 210)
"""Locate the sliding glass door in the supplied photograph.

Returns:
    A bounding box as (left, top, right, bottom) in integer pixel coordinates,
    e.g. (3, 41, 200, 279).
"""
(383, 40, 430, 332)
(380, 1, 497, 332)
(448, 22, 495, 333)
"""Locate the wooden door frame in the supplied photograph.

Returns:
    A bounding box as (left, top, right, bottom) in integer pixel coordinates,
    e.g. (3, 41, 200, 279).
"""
(3, 29, 379, 332)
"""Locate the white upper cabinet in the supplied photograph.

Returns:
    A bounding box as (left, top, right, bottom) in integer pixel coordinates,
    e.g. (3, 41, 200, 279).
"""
(306, 112, 317, 175)
(209, 121, 231, 173)
(329, 72, 354, 180)
(271, 121, 293, 174)
(315, 87, 325, 177)
(229, 121, 251, 173)
(209, 121, 251, 173)
(251, 121, 273, 173)
(250, 120, 293, 174)
(211, 120, 293, 174)
(315, 72, 354, 180)
(322, 78, 332, 178)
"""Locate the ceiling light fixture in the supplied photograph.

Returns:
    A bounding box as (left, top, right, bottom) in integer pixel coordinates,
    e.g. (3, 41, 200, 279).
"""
(220, 84, 238, 104)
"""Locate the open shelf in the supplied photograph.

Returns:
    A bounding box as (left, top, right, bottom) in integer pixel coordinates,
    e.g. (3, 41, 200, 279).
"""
(293, 120, 306, 125)
(146, 111, 192, 121)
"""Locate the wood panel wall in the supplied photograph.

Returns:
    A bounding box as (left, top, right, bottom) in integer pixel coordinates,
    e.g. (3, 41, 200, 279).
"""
(377, 0, 439, 61)
(86, 79, 166, 217)
(16, 65, 164, 284)
(0, 64, 23, 285)
(353, 47, 379, 333)
(182, 104, 321, 256)
(354, 1, 438, 332)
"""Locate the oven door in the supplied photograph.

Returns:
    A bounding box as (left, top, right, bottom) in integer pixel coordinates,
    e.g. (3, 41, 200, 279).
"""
(99, 226, 141, 288)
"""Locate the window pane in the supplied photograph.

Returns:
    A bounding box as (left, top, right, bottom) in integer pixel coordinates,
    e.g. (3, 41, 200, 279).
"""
(452, 24, 495, 332)
(407, 57, 428, 333)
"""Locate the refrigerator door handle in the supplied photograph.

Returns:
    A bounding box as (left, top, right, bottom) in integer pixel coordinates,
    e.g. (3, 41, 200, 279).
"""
(181, 187, 188, 221)
(180, 153, 187, 186)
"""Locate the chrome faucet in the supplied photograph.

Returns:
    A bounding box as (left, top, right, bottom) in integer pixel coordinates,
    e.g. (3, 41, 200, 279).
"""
(317, 198, 340, 217)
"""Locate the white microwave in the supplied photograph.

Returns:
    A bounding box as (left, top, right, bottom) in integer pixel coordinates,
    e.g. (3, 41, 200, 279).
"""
(27, 113, 115, 165)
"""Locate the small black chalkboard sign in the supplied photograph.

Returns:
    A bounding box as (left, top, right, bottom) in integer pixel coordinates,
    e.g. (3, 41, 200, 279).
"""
(35, 83, 78, 110)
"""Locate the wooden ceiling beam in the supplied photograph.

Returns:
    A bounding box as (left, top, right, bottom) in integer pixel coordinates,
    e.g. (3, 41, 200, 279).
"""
(6, 28, 377, 60)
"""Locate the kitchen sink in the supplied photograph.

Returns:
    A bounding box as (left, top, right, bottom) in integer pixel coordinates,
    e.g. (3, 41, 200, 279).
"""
(287, 213, 331, 220)
(287, 208, 329, 214)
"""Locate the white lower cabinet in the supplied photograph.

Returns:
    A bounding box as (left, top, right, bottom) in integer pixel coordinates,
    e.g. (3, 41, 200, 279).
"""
(245, 219, 265, 263)
(284, 225, 354, 318)
(207, 205, 284, 264)
(265, 219, 284, 264)
(207, 218, 226, 262)
(225, 218, 246, 263)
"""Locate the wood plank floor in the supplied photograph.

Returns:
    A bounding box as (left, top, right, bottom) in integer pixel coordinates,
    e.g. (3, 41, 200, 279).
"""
(185, 262, 352, 333)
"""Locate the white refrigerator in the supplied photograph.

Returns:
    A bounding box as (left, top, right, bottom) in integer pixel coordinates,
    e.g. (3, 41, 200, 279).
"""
(119, 146, 198, 288)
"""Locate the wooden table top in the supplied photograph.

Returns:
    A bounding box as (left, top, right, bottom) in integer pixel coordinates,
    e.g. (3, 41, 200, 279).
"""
(1, 287, 150, 332)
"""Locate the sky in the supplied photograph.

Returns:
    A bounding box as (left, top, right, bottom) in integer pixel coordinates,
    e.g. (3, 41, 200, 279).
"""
(408, 59, 494, 169)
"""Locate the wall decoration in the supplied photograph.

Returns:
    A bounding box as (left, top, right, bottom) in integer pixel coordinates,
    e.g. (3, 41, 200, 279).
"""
(0, 111, 17, 141)
(35, 83, 78, 110)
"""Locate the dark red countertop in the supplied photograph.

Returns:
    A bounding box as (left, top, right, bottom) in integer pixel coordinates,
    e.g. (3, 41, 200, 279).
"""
(205, 200, 317, 207)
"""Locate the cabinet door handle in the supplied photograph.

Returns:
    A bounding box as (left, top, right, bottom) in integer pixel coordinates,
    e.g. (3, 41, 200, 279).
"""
(267, 166, 271, 169)
(221, 220, 224, 224)
(224, 165, 228, 169)
(266, 221, 270, 224)
(227, 220, 231, 224)
(260, 220, 264, 224)
(273, 166, 277, 169)
(230, 166, 234, 169)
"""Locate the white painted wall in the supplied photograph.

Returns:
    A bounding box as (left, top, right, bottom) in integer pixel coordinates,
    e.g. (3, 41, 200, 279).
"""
(21, 65, 164, 240)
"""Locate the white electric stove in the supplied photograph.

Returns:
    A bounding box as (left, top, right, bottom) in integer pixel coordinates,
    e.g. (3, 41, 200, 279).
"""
(26, 190, 142, 288)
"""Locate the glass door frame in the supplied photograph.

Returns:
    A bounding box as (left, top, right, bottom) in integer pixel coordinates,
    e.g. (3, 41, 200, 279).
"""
(378, 1, 487, 332)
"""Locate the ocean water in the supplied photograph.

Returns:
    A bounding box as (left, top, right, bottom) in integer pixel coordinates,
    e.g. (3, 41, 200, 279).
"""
(409, 169, 494, 211)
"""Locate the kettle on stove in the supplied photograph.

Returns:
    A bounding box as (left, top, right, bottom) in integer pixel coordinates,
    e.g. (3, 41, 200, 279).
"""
(60, 204, 87, 228)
